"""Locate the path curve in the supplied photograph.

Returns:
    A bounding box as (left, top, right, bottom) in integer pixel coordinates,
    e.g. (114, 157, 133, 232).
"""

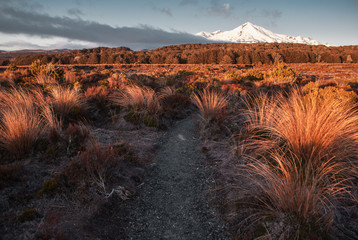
(126, 117, 229, 239)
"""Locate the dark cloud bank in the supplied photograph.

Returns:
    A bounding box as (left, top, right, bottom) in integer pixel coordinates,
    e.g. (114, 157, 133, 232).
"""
(0, 6, 212, 50)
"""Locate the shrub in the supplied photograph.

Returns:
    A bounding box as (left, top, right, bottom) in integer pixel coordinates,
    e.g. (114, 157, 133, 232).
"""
(79, 142, 120, 198)
(191, 89, 228, 123)
(63, 123, 90, 152)
(5, 64, 18, 72)
(244, 69, 264, 81)
(223, 69, 243, 82)
(302, 83, 358, 106)
(29, 60, 64, 83)
(265, 63, 297, 84)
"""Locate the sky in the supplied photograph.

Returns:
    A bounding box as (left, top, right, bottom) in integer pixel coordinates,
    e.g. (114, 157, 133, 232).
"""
(0, 0, 357, 51)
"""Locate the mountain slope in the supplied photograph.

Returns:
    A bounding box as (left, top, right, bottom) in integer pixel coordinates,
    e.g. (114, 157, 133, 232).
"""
(197, 22, 328, 46)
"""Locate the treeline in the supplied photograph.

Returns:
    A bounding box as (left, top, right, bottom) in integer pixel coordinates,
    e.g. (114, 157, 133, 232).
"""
(4, 43, 358, 65)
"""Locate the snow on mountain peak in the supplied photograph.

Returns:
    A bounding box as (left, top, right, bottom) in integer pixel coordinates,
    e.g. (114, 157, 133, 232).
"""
(196, 22, 328, 46)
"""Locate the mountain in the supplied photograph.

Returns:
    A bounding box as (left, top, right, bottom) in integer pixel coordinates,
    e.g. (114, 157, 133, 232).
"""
(196, 22, 329, 46)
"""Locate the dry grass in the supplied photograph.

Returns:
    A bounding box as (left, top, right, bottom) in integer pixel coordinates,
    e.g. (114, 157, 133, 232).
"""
(240, 87, 358, 238)
(49, 85, 85, 118)
(244, 150, 350, 238)
(34, 73, 57, 85)
(243, 88, 358, 168)
(111, 85, 161, 115)
(0, 100, 44, 157)
(191, 89, 228, 122)
(0, 88, 36, 110)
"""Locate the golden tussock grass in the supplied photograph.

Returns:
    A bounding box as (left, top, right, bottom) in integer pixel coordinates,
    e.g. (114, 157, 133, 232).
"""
(111, 85, 161, 115)
(49, 85, 85, 117)
(240, 87, 358, 237)
(191, 89, 228, 122)
(0, 89, 44, 157)
(244, 88, 358, 167)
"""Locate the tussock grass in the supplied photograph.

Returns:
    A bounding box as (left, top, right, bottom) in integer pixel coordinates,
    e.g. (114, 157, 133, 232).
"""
(49, 85, 85, 118)
(0, 88, 35, 110)
(244, 88, 358, 167)
(34, 73, 57, 85)
(191, 89, 228, 122)
(112, 85, 161, 115)
(0, 98, 44, 157)
(244, 150, 350, 239)
(240, 87, 358, 238)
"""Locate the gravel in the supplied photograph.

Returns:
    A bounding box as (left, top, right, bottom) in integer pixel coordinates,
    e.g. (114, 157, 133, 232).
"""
(125, 117, 229, 240)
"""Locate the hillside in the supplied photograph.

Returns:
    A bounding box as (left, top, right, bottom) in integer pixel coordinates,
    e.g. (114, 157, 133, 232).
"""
(2, 43, 358, 66)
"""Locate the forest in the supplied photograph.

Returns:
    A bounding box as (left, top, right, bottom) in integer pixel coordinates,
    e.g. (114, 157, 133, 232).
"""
(1, 43, 357, 66)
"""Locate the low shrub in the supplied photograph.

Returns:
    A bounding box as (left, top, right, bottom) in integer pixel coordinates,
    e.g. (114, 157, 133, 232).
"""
(265, 63, 298, 84)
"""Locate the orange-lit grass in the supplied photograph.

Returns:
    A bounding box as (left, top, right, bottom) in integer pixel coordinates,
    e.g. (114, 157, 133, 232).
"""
(0, 87, 35, 110)
(111, 85, 161, 115)
(243, 88, 358, 168)
(0, 103, 44, 157)
(191, 89, 228, 122)
(244, 150, 350, 237)
(34, 73, 57, 85)
(49, 85, 85, 118)
(240, 87, 358, 237)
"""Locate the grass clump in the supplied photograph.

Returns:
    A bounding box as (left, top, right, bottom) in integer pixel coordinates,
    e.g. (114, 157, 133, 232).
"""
(239, 88, 358, 238)
(48, 85, 85, 120)
(111, 85, 161, 127)
(191, 89, 228, 124)
(0, 89, 44, 157)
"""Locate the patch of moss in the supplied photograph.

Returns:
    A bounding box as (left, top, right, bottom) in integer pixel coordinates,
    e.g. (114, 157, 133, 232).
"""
(45, 144, 60, 157)
(123, 111, 140, 125)
(37, 178, 59, 197)
(19, 207, 38, 222)
(142, 115, 158, 128)
(253, 223, 267, 238)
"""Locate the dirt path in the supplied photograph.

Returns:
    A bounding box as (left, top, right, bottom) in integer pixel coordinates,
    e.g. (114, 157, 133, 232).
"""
(125, 117, 229, 239)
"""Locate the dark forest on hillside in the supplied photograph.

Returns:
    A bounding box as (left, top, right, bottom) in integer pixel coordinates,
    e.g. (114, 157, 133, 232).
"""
(1, 43, 358, 66)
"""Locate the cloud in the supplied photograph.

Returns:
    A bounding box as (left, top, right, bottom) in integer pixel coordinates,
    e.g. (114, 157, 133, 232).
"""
(208, 0, 232, 17)
(160, 8, 173, 17)
(67, 8, 83, 18)
(261, 9, 282, 27)
(179, 0, 198, 6)
(151, 4, 173, 17)
(0, 40, 44, 50)
(0, 6, 211, 50)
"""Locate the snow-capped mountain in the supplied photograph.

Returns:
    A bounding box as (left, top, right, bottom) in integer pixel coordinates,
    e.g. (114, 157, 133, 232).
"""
(196, 22, 328, 46)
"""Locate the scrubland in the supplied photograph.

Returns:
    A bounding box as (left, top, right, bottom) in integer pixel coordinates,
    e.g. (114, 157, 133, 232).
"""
(0, 61, 357, 239)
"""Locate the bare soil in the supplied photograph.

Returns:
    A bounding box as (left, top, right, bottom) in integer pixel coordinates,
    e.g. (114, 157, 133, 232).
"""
(86, 117, 229, 239)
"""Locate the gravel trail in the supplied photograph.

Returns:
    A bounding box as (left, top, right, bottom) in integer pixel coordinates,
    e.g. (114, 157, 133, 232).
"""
(125, 117, 229, 239)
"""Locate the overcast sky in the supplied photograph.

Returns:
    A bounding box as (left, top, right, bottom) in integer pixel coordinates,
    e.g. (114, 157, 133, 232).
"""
(0, 0, 357, 51)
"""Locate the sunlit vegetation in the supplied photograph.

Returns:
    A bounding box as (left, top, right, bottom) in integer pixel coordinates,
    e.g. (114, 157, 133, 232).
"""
(0, 60, 357, 239)
(191, 89, 228, 123)
(239, 88, 358, 238)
